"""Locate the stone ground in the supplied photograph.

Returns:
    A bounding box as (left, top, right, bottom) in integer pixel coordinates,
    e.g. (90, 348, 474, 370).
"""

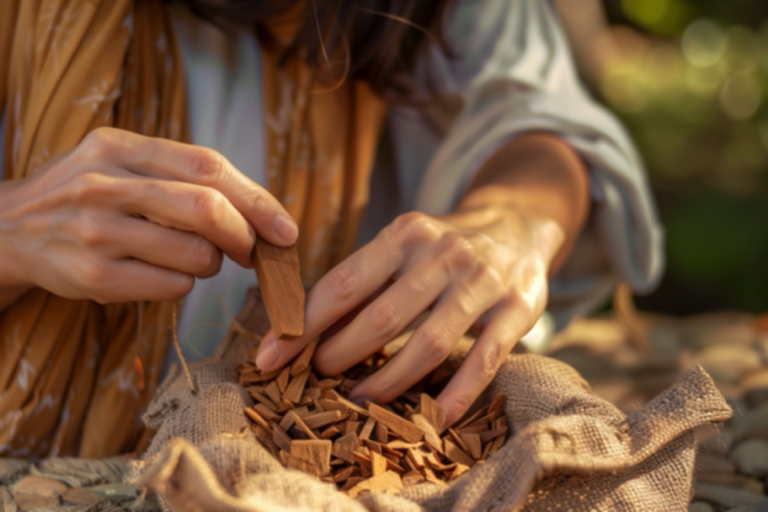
(1, 311, 767, 511)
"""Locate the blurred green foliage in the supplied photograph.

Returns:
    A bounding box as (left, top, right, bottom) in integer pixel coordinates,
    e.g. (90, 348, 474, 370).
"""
(601, 0, 768, 313)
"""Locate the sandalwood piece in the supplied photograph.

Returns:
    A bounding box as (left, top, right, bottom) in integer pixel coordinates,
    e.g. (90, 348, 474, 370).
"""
(368, 403, 424, 443)
(264, 381, 282, 406)
(291, 440, 333, 476)
(460, 432, 482, 460)
(272, 423, 293, 452)
(317, 378, 343, 389)
(450, 463, 471, 481)
(371, 451, 388, 477)
(444, 439, 475, 467)
(479, 426, 508, 444)
(276, 367, 291, 393)
(252, 239, 304, 339)
(420, 394, 446, 432)
(291, 338, 318, 376)
(303, 410, 343, 430)
(487, 393, 506, 414)
(283, 369, 310, 404)
(244, 407, 271, 432)
(347, 471, 404, 498)
(333, 466, 357, 483)
(359, 417, 376, 441)
(332, 432, 361, 463)
(374, 423, 389, 444)
(290, 411, 319, 440)
(280, 450, 320, 476)
(411, 414, 444, 455)
(254, 403, 281, 422)
(320, 425, 341, 439)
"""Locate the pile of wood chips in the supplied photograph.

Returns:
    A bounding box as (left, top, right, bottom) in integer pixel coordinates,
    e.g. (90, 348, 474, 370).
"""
(236, 339, 508, 497)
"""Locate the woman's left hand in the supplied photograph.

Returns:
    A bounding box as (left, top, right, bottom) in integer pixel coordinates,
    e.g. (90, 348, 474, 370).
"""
(255, 206, 562, 428)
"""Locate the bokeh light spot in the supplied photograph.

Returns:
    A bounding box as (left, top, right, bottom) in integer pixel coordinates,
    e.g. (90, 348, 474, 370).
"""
(681, 19, 725, 67)
(719, 74, 762, 121)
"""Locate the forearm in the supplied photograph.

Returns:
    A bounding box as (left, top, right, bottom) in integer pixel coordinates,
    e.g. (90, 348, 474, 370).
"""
(0, 181, 33, 311)
(454, 132, 590, 274)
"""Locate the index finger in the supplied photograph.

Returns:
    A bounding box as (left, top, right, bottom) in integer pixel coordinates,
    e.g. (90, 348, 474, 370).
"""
(93, 128, 298, 247)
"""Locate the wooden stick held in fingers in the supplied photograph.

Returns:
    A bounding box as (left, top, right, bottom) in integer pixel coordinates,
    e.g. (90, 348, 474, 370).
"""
(252, 238, 305, 339)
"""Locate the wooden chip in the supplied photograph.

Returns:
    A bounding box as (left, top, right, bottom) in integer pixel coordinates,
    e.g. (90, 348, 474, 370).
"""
(387, 440, 424, 450)
(371, 451, 388, 476)
(333, 466, 357, 483)
(320, 425, 341, 439)
(252, 424, 280, 457)
(327, 390, 369, 416)
(479, 426, 508, 444)
(264, 381, 282, 405)
(374, 423, 389, 444)
(344, 421, 361, 435)
(279, 413, 296, 431)
(450, 463, 471, 481)
(317, 399, 349, 413)
(487, 393, 506, 414)
(244, 407, 271, 432)
(420, 394, 446, 432)
(272, 423, 292, 452)
(455, 405, 490, 430)
(302, 387, 322, 401)
(291, 338, 318, 376)
(291, 439, 332, 476)
(347, 471, 404, 498)
(340, 476, 365, 492)
(444, 439, 475, 467)
(317, 378, 343, 389)
(276, 367, 291, 393)
(254, 403, 281, 422)
(368, 403, 424, 443)
(332, 432, 361, 463)
(290, 410, 319, 440)
(411, 414, 444, 455)
(359, 417, 376, 441)
(283, 369, 310, 403)
(457, 423, 487, 434)
(280, 450, 319, 476)
(460, 432, 482, 460)
(252, 239, 304, 339)
(303, 410, 343, 430)
(352, 450, 372, 469)
(448, 428, 471, 454)
(249, 391, 278, 411)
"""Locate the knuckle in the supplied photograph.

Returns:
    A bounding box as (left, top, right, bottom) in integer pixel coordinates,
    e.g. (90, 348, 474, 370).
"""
(191, 189, 226, 228)
(190, 147, 225, 185)
(478, 265, 506, 298)
(441, 233, 477, 270)
(75, 212, 106, 248)
(69, 171, 106, 203)
(390, 211, 440, 244)
(475, 342, 503, 383)
(168, 274, 195, 300)
(80, 127, 119, 159)
(187, 237, 219, 274)
(418, 327, 453, 360)
(368, 300, 400, 337)
(75, 258, 110, 291)
(326, 264, 358, 301)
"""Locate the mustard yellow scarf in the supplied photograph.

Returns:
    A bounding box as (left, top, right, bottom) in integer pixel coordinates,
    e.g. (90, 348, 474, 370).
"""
(0, 0, 384, 457)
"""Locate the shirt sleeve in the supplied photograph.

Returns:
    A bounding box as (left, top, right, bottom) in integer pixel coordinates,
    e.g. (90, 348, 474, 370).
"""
(383, 0, 665, 329)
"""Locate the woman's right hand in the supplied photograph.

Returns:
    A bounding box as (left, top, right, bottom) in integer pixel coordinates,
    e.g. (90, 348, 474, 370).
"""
(0, 127, 297, 306)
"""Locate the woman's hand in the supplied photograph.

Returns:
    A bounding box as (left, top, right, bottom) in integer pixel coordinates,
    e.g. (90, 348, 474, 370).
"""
(255, 133, 589, 429)
(0, 127, 297, 306)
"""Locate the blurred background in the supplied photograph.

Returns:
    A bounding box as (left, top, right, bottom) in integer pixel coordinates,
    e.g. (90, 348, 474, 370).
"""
(554, 0, 768, 316)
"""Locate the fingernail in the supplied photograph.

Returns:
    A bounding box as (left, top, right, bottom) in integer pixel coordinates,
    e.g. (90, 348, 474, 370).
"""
(256, 335, 279, 371)
(351, 396, 372, 408)
(273, 214, 298, 245)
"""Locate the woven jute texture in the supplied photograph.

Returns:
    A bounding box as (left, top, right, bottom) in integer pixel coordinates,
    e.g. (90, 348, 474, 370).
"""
(136, 287, 732, 511)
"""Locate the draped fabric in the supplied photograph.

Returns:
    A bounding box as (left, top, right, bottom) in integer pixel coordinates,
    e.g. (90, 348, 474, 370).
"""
(0, 0, 385, 458)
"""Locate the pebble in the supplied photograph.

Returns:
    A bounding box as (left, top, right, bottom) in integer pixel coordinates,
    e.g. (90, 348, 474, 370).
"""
(693, 483, 766, 508)
(689, 501, 714, 512)
(731, 439, 768, 479)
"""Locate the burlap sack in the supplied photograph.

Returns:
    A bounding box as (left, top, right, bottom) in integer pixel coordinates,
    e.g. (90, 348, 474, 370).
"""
(136, 287, 731, 511)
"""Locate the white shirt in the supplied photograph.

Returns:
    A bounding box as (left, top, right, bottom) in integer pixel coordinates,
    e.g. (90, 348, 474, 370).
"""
(0, 0, 664, 364)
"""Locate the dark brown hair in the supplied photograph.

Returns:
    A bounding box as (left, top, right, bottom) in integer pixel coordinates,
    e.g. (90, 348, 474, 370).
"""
(177, 0, 453, 99)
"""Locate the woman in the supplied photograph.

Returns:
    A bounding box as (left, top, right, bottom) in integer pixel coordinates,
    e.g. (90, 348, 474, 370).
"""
(0, 0, 663, 458)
